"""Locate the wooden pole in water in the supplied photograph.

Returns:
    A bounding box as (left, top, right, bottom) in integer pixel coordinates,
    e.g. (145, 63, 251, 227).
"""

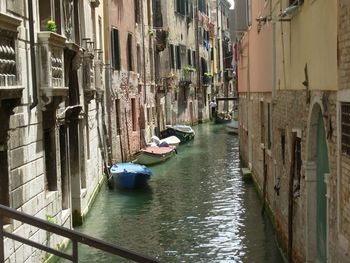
(288, 133, 297, 262)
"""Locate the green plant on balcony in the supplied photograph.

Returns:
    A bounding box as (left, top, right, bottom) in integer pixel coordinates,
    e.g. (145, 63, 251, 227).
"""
(47, 20, 57, 33)
(183, 65, 195, 75)
(46, 214, 56, 224)
(203, 72, 213, 84)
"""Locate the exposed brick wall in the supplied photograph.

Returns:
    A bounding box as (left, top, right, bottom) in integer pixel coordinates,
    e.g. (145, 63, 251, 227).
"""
(338, 0, 350, 260)
(239, 89, 342, 262)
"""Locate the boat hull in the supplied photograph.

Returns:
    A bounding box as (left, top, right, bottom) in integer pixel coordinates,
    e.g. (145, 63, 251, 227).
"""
(110, 163, 153, 189)
(214, 115, 232, 124)
(134, 146, 176, 165)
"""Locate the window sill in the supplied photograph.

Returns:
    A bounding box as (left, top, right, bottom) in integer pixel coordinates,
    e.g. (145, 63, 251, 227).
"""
(174, 11, 186, 17)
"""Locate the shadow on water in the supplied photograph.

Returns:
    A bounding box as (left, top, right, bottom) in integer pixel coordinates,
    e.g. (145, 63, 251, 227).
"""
(61, 123, 284, 263)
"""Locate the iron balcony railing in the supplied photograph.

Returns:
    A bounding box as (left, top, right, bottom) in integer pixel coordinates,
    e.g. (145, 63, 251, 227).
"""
(0, 204, 163, 263)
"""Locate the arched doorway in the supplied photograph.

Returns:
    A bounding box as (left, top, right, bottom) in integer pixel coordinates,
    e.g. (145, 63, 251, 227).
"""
(305, 102, 329, 263)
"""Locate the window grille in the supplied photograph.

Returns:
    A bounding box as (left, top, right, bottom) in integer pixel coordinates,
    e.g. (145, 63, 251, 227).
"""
(341, 102, 350, 155)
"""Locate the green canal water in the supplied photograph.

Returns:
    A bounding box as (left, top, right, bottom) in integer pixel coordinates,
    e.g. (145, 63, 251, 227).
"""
(71, 123, 284, 262)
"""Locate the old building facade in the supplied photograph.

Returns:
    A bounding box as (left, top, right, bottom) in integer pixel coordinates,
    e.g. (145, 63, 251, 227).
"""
(0, 0, 235, 261)
(0, 0, 106, 261)
(237, 0, 350, 262)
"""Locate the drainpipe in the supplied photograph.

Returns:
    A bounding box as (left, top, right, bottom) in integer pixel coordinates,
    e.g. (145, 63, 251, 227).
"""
(104, 0, 113, 163)
(195, 0, 200, 113)
(28, 0, 38, 110)
(141, 0, 147, 105)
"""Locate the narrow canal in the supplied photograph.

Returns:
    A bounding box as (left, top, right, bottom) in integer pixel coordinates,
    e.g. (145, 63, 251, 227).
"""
(73, 123, 284, 262)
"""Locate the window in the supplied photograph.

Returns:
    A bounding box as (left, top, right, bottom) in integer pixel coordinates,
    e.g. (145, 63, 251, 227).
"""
(293, 136, 302, 197)
(137, 45, 141, 74)
(176, 45, 181, 69)
(73, 0, 80, 44)
(59, 125, 69, 210)
(187, 49, 192, 66)
(267, 103, 272, 150)
(127, 33, 133, 71)
(135, 0, 140, 24)
(85, 104, 90, 160)
(170, 44, 175, 69)
(111, 28, 121, 70)
(131, 98, 137, 131)
(98, 16, 103, 49)
(281, 130, 286, 165)
(149, 48, 154, 81)
(0, 132, 9, 211)
(260, 101, 265, 143)
(147, 107, 151, 124)
(180, 45, 186, 67)
(115, 99, 121, 135)
(39, 0, 61, 33)
(192, 50, 196, 68)
(341, 102, 350, 155)
(0, 32, 17, 86)
(189, 2, 194, 19)
(198, 0, 206, 13)
(175, 0, 186, 15)
(43, 109, 58, 192)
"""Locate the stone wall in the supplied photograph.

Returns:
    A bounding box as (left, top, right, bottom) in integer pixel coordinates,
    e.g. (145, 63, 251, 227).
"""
(239, 89, 347, 262)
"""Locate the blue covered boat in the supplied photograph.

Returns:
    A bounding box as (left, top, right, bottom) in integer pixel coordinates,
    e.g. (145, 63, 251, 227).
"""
(160, 125, 195, 143)
(110, 163, 153, 189)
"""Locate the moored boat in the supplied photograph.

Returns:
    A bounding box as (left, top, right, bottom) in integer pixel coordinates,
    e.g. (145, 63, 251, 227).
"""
(148, 135, 181, 147)
(160, 125, 195, 143)
(134, 146, 176, 165)
(214, 112, 232, 124)
(110, 163, 153, 189)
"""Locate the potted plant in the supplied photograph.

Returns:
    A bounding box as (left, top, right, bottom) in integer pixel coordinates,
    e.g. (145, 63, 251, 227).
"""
(46, 20, 57, 33)
(203, 72, 213, 85)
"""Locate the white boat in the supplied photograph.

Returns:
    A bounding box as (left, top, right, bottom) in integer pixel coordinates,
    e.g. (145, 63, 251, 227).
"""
(134, 146, 176, 165)
(148, 135, 181, 147)
(226, 119, 239, 135)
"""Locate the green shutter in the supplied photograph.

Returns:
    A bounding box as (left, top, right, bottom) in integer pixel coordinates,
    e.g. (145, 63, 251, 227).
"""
(127, 33, 133, 71)
(316, 113, 329, 263)
(111, 28, 120, 70)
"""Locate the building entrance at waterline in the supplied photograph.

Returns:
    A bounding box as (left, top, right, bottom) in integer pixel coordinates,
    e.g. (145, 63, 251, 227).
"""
(306, 103, 329, 263)
(316, 112, 329, 263)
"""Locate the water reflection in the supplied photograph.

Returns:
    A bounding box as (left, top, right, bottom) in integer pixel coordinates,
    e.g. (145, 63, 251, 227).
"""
(70, 123, 283, 263)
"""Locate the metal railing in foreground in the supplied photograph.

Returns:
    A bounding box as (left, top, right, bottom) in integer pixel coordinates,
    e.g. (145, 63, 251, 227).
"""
(0, 204, 163, 263)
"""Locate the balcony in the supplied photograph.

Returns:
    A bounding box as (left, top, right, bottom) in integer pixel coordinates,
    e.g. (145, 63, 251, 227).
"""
(0, 12, 23, 102)
(37, 31, 67, 106)
(155, 29, 169, 52)
(94, 50, 104, 99)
